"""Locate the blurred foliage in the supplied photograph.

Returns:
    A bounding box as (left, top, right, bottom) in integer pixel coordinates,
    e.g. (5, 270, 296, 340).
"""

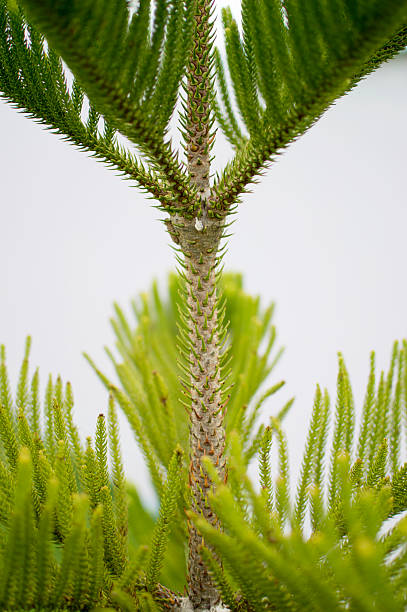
(87, 272, 288, 594)
(0, 338, 183, 610)
(191, 343, 407, 610)
(88, 272, 287, 475)
(1, 277, 407, 610)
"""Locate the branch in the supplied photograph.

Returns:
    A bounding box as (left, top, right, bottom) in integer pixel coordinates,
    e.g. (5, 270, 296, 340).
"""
(0, 4, 177, 208)
(210, 3, 407, 212)
(14, 0, 197, 211)
(178, 0, 217, 222)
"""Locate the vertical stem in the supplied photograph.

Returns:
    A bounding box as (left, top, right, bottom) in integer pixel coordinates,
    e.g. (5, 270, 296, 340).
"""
(184, 0, 213, 207)
(186, 244, 226, 610)
(175, 216, 226, 609)
(175, 0, 227, 608)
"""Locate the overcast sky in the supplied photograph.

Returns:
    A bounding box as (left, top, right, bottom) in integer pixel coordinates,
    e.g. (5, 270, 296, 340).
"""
(1, 8, 407, 507)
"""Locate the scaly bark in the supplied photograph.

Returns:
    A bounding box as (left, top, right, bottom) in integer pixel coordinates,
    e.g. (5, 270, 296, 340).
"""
(173, 214, 226, 610)
(172, 0, 227, 608)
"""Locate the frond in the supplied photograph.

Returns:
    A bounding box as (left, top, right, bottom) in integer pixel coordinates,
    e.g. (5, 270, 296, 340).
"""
(0, 337, 183, 609)
(190, 340, 407, 610)
(14, 0, 195, 208)
(211, 0, 407, 210)
(0, 2, 178, 205)
(108, 394, 128, 548)
(293, 385, 323, 531)
(146, 445, 184, 591)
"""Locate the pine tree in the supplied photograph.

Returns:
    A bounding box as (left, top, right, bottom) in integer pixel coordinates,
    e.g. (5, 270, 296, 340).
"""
(1, 1, 407, 610)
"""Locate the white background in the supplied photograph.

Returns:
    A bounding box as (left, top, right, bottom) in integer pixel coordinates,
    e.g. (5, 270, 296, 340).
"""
(1, 3, 407, 506)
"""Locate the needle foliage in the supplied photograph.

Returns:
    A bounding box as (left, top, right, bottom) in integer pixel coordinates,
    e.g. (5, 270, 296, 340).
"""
(1, 0, 407, 609)
(191, 342, 407, 611)
(0, 337, 184, 611)
(1, 280, 407, 610)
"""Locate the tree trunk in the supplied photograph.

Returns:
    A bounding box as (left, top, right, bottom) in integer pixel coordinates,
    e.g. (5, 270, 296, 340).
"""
(168, 0, 227, 607)
(174, 213, 226, 609)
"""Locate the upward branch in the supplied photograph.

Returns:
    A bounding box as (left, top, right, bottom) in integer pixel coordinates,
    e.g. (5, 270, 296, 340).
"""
(180, 0, 216, 221)
(210, 0, 407, 212)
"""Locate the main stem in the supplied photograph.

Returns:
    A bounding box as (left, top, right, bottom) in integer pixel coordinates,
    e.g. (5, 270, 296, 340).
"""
(176, 214, 226, 609)
(174, 0, 227, 608)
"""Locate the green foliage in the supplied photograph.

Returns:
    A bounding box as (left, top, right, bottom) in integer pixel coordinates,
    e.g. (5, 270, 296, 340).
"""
(146, 446, 184, 592)
(1, 0, 407, 607)
(17, 0, 191, 134)
(1, 0, 405, 217)
(189, 341, 407, 611)
(0, 339, 183, 610)
(0, 0, 194, 208)
(84, 273, 287, 599)
(84, 275, 407, 610)
(86, 273, 287, 488)
(1, 277, 407, 610)
(211, 2, 407, 209)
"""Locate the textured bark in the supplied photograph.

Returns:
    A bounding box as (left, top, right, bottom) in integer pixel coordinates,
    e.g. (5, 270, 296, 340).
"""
(184, 247, 226, 611)
(174, 215, 226, 610)
(172, 1, 227, 608)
